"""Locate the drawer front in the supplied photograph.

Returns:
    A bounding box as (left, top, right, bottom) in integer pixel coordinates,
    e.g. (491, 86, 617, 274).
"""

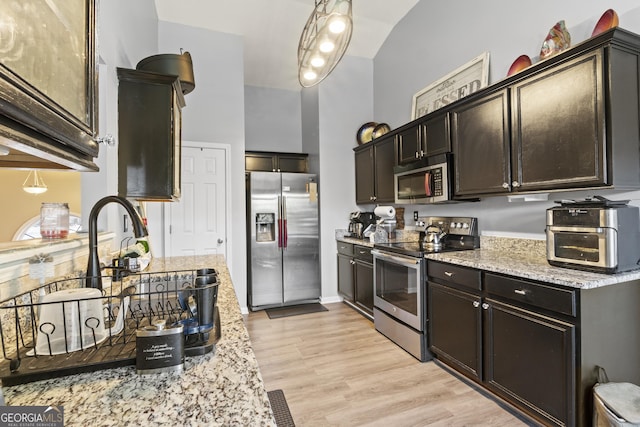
(337, 241, 353, 256)
(485, 273, 577, 317)
(354, 245, 373, 263)
(427, 261, 481, 291)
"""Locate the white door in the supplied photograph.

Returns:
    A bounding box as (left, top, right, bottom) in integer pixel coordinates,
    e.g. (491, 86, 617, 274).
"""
(165, 145, 227, 257)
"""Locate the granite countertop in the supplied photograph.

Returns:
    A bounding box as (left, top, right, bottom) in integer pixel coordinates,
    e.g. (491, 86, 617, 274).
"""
(427, 237, 640, 290)
(4, 255, 276, 427)
(336, 236, 374, 247)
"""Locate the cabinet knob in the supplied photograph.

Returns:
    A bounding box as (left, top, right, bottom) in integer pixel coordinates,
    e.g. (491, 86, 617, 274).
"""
(350, 260, 355, 265)
(217, 238, 224, 244)
(512, 181, 520, 188)
(473, 301, 480, 308)
(482, 303, 490, 310)
(502, 182, 509, 189)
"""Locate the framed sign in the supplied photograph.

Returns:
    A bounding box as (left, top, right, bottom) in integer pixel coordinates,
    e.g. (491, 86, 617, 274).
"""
(411, 52, 490, 120)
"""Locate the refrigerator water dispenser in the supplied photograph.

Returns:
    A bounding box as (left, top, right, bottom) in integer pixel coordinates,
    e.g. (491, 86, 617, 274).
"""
(256, 213, 275, 242)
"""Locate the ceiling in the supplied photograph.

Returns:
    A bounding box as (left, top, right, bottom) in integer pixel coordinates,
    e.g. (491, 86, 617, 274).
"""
(154, 0, 419, 91)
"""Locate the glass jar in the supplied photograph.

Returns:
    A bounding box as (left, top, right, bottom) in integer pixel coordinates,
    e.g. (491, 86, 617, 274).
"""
(40, 203, 69, 239)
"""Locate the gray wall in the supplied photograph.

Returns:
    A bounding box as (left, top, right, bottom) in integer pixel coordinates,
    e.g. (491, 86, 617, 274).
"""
(156, 21, 247, 304)
(81, 0, 159, 246)
(372, 1, 640, 238)
(245, 86, 302, 152)
(318, 55, 373, 301)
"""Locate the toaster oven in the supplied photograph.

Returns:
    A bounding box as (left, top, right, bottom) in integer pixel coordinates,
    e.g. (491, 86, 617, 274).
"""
(545, 200, 640, 273)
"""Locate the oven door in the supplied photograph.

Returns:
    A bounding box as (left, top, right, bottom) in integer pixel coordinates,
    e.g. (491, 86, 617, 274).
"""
(372, 249, 424, 331)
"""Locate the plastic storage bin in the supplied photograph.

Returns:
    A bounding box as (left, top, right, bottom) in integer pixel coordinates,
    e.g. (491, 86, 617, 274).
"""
(594, 381, 640, 426)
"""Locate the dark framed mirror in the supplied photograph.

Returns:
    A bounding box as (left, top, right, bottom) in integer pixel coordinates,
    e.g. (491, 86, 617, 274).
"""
(0, 0, 99, 171)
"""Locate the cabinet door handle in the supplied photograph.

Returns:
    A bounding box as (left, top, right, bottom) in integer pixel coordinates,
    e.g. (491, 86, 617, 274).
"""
(482, 303, 490, 310)
(420, 150, 425, 158)
(444, 271, 454, 277)
(512, 181, 520, 188)
(514, 289, 527, 295)
(415, 152, 419, 159)
(502, 182, 509, 189)
(473, 301, 480, 308)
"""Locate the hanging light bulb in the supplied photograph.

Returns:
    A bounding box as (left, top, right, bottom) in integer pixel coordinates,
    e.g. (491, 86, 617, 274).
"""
(310, 55, 326, 68)
(23, 170, 48, 194)
(303, 69, 318, 81)
(319, 37, 335, 53)
(328, 15, 347, 34)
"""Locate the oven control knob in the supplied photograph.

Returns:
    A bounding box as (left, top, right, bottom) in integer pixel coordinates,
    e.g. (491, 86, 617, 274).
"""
(461, 223, 469, 229)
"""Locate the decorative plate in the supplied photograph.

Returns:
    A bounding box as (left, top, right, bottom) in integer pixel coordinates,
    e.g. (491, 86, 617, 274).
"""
(507, 55, 532, 77)
(592, 9, 619, 37)
(372, 123, 391, 139)
(356, 122, 377, 145)
(540, 20, 571, 61)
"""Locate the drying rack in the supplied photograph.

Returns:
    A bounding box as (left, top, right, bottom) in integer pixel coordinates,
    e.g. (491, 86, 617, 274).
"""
(0, 268, 221, 386)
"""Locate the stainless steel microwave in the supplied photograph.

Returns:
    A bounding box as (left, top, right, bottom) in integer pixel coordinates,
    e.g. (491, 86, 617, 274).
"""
(394, 154, 452, 204)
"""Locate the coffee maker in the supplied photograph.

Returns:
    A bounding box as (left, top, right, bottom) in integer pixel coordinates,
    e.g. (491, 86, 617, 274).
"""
(348, 211, 376, 239)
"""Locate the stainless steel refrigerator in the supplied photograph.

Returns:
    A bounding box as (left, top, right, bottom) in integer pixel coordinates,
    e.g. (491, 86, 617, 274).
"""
(247, 172, 320, 310)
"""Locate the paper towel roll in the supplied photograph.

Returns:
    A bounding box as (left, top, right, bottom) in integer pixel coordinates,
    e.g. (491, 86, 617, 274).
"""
(374, 206, 396, 219)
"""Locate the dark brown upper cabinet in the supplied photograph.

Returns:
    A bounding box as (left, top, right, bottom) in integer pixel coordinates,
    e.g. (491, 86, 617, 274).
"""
(452, 28, 640, 198)
(451, 89, 511, 197)
(354, 134, 396, 204)
(117, 68, 185, 201)
(397, 112, 450, 165)
(0, 0, 99, 171)
(245, 151, 308, 173)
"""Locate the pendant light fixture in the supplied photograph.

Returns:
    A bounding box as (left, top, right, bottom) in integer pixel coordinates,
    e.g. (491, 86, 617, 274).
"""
(298, 0, 353, 87)
(23, 170, 48, 194)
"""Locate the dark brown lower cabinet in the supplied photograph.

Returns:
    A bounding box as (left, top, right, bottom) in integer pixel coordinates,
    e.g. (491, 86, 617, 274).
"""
(427, 260, 640, 427)
(354, 256, 373, 315)
(336, 241, 373, 318)
(428, 283, 482, 381)
(484, 299, 575, 427)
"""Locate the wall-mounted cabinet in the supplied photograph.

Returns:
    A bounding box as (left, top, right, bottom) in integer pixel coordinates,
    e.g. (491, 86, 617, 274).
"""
(245, 151, 308, 173)
(117, 68, 185, 201)
(397, 112, 450, 165)
(354, 134, 395, 204)
(452, 29, 640, 198)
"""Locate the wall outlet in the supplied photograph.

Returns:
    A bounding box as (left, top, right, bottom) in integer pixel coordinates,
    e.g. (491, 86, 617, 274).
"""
(413, 211, 419, 221)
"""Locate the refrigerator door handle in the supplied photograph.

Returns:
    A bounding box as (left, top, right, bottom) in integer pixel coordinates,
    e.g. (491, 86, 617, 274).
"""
(282, 196, 288, 249)
(277, 195, 283, 249)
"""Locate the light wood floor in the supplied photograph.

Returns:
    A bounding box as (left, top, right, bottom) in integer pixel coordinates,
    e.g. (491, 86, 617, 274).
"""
(245, 302, 538, 427)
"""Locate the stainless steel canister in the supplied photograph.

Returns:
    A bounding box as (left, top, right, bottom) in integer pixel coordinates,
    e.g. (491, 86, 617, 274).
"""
(136, 320, 184, 374)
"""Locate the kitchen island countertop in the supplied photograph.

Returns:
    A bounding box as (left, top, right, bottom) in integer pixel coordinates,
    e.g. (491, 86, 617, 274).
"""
(4, 255, 276, 427)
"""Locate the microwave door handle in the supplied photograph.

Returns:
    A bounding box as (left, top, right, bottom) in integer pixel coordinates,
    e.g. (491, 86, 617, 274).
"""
(424, 171, 432, 197)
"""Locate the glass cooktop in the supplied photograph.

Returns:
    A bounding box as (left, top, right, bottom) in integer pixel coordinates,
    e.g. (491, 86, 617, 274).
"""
(374, 237, 479, 258)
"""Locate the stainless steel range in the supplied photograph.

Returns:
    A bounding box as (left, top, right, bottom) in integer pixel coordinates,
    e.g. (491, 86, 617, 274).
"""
(372, 217, 479, 361)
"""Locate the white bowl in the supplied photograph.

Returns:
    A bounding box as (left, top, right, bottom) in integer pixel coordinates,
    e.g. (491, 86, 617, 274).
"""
(30, 288, 108, 355)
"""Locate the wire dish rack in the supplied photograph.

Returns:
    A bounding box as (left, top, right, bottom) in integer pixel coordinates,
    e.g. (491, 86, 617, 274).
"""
(0, 268, 221, 386)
